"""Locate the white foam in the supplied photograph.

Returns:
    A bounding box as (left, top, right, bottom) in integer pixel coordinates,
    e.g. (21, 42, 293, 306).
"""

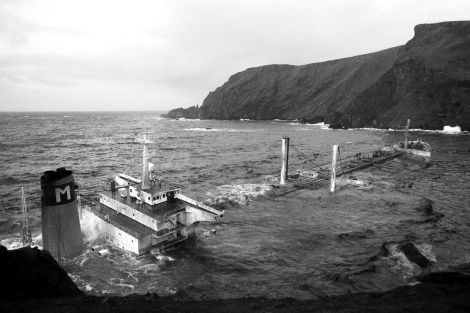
(32, 234, 42, 247)
(98, 249, 110, 256)
(0, 234, 42, 250)
(109, 278, 135, 291)
(355, 127, 389, 132)
(154, 254, 175, 264)
(78, 253, 90, 267)
(415, 243, 436, 263)
(0, 237, 23, 250)
(442, 125, 461, 134)
(184, 128, 216, 132)
(80, 209, 105, 242)
(355, 125, 467, 134)
(289, 122, 330, 130)
(336, 177, 366, 187)
(184, 128, 257, 133)
(175, 118, 201, 121)
(386, 244, 421, 279)
(207, 183, 272, 205)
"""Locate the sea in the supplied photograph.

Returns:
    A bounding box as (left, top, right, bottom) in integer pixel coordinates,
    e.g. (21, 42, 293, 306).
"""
(0, 111, 469, 299)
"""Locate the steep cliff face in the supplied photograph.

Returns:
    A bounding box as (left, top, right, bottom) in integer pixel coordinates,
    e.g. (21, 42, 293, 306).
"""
(200, 47, 399, 122)
(349, 21, 470, 129)
(170, 21, 470, 130)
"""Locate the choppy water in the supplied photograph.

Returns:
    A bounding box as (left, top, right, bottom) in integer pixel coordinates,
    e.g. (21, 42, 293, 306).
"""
(0, 111, 469, 299)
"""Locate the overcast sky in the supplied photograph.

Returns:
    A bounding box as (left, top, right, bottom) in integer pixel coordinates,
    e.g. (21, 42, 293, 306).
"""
(0, 0, 468, 112)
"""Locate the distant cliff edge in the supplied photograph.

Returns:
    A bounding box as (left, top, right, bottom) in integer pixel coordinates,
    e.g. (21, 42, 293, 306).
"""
(167, 21, 470, 130)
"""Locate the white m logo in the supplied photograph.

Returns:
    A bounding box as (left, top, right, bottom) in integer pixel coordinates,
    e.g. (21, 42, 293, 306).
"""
(55, 186, 71, 203)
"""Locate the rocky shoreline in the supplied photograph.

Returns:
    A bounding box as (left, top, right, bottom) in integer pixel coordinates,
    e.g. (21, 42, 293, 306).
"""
(1, 245, 470, 312)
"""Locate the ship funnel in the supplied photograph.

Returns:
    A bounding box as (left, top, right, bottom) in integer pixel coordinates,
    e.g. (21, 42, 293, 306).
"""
(40, 167, 83, 260)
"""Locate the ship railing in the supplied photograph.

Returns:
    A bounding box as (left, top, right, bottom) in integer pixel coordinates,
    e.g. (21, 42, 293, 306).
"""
(154, 234, 187, 250)
(175, 193, 224, 216)
(162, 207, 186, 219)
(87, 206, 151, 238)
(154, 223, 185, 238)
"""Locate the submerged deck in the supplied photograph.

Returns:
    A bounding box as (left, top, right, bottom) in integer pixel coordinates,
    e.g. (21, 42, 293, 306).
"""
(292, 150, 404, 190)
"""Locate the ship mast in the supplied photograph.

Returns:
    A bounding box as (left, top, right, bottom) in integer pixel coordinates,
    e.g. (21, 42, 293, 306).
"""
(21, 187, 32, 246)
(404, 119, 410, 150)
(141, 132, 151, 190)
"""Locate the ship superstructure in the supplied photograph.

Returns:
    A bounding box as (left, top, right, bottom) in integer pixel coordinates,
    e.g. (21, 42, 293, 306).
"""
(381, 119, 432, 162)
(89, 133, 224, 255)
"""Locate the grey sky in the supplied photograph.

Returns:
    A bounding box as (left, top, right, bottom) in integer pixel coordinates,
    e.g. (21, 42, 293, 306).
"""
(0, 0, 468, 112)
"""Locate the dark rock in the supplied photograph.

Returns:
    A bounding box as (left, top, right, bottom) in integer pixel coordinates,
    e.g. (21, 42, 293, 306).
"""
(414, 198, 434, 215)
(368, 242, 391, 262)
(418, 271, 470, 284)
(337, 229, 375, 241)
(399, 242, 434, 268)
(0, 245, 83, 299)
(166, 105, 202, 119)
(178, 21, 470, 130)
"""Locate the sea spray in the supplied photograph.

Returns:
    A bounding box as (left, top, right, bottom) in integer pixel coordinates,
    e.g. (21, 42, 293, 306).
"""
(207, 183, 272, 206)
(80, 209, 105, 242)
(385, 244, 422, 279)
(442, 125, 462, 134)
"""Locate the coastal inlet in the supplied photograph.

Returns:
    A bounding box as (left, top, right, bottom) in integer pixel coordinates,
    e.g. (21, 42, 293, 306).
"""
(0, 112, 469, 299)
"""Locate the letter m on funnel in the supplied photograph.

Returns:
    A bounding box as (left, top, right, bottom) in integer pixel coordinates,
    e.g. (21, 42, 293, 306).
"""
(55, 185, 71, 203)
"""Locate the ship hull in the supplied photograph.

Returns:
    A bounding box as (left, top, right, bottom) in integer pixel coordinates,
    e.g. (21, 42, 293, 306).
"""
(84, 191, 223, 255)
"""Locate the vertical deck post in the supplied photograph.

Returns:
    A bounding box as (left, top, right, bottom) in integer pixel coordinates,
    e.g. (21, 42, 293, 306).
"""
(404, 119, 410, 150)
(330, 145, 338, 193)
(77, 191, 82, 220)
(141, 133, 150, 190)
(280, 137, 290, 185)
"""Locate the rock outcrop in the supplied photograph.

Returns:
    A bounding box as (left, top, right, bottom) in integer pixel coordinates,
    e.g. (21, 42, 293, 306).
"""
(164, 105, 202, 119)
(1, 245, 469, 312)
(0, 245, 83, 299)
(399, 242, 434, 268)
(169, 21, 470, 130)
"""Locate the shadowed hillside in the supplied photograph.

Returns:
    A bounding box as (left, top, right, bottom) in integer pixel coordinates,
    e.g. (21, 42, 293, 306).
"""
(169, 21, 470, 130)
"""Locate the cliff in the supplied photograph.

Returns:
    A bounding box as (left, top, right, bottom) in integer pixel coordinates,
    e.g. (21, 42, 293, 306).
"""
(169, 21, 470, 130)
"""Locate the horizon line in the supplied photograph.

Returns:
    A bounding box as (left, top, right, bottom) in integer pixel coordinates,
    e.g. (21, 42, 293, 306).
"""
(0, 110, 170, 113)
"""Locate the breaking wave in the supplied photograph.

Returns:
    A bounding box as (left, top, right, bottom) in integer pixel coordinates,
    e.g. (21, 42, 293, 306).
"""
(80, 208, 105, 242)
(442, 125, 462, 134)
(184, 128, 257, 133)
(206, 183, 272, 206)
(173, 118, 201, 121)
(355, 125, 467, 134)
